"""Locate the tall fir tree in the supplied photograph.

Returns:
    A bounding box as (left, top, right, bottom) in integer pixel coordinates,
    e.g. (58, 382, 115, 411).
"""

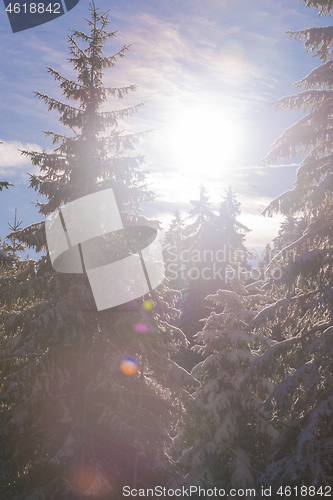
(180, 186, 250, 352)
(3, 209, 24, 259)
(0, 6, 196, 499)
(163, 209, 187, 292)
(176, 283, 274, 495)
(178, 185, 218, 369)
(248, 3, 333, 493)
(216, 186, 250, 261)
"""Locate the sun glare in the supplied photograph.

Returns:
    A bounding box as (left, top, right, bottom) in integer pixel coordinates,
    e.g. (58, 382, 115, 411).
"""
(169, 106, 241, 178)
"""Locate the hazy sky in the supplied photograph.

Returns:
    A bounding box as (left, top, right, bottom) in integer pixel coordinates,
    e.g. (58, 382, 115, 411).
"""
(0, 0, 330, 253)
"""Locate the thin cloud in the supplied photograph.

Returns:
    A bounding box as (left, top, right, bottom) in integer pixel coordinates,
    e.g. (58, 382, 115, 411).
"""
(0, 141, 42, 176)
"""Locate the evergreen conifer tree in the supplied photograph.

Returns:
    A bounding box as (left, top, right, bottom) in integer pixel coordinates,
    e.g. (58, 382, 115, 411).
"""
(3, 209, 24, 259)
(0, 209, 23, 268)
(0, 6, 195, 499)
(249, 5, 333, 492)
(216, 186, 250, 259)
(180, 186, 250, 351)
(178, 186, 218, 368)
(177, 283, 273, 494)
(163, 209, 187, 292)
(215, 186, 251, 286)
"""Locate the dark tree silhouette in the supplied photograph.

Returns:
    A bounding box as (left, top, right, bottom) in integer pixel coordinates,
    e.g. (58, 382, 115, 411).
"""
(0, 6, 195, 498)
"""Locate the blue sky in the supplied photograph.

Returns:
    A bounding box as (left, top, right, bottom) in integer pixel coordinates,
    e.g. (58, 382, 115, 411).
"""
(0, 0, 330, 254)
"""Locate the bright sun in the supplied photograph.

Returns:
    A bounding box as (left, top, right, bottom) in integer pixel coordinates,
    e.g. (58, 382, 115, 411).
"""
(169, 106, 241, 178)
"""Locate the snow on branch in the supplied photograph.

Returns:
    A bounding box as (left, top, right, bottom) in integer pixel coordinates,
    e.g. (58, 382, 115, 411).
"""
(287, 25, 333, 61)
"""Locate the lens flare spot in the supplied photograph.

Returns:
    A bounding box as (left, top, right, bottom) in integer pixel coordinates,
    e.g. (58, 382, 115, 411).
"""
(70, 464, 109, 497)
(120, 357, 139, 376)
(132, 323, 150, 333)
(143, 300, 153, 310)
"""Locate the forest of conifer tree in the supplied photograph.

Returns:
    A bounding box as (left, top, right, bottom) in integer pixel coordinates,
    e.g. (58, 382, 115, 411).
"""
(1, 1, 333, 499)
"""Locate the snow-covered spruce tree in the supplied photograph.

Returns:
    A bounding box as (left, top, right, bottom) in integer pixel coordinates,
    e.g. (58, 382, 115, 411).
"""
(248, 10, 333, 494)
(0, 210, 25, 281)
(163, 209, 187, 292)
(0, 6, 196, 499)
(2, 209, 25, 259)
(162, 211, 191, 370)
(0, 238, 15, 266)
(180, 186, 250, 347)
(178, 185, 219, 370)
(0, 213, 34, 494)
(216, 186, 250, 265)
(176, 284, 274, 496)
